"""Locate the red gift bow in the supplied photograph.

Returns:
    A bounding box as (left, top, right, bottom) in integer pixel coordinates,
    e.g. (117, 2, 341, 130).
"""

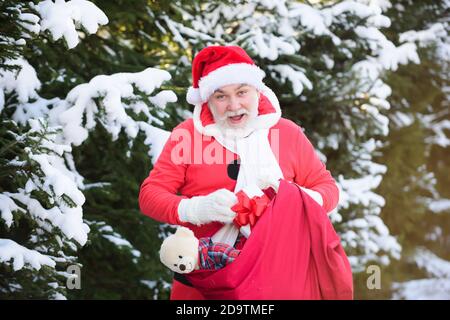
(232, 190, 271, 228)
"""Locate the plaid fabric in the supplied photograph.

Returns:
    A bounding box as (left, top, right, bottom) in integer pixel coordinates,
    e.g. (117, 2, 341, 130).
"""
(198, 237, 241, 270)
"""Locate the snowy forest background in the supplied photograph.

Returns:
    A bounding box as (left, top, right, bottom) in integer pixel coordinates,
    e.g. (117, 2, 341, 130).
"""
(0, 0, 449, 299)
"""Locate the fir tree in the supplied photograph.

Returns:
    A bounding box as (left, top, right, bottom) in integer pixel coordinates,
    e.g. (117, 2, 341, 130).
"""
(0, 118, 87, 299)
(1, 0, 195, 299)
(374, 0, 450, 299)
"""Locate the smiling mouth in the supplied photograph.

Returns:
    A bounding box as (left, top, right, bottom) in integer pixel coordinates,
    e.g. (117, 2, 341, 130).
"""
(228, 114, 246, 124)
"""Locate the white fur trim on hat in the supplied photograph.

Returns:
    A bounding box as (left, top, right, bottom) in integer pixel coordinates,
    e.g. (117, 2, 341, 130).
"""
(187, 63, 266, 105)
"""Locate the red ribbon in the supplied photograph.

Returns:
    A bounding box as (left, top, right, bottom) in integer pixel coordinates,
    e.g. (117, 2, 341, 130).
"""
(232, 191, 271, 228)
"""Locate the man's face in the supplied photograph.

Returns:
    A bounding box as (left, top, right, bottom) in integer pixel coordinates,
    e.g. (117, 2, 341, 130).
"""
(208, 83, 259, 129)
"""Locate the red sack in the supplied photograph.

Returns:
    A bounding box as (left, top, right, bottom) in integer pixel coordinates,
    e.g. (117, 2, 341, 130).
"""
(185, 179, 353, 300)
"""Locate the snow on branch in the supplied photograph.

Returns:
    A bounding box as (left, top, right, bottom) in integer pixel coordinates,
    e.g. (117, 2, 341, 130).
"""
(4, 119, 90, 246)
(422, 114, 450, 148)
(267, 64, 312, 95)
(400, 23, 448, 47)
(392, 248, 450, 299)
(0, 58, 41, 110)
(54, 68, 176, 148)
(0, 194, 25, 228)
(336, 158, 402, 270)
(35, 0, 108, 49)
(0, 238, 56, 271)
(87, 221, 141, 263)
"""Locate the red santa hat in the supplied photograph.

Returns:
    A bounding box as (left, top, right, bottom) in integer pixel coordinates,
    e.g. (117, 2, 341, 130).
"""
(186, 46, 266, 105)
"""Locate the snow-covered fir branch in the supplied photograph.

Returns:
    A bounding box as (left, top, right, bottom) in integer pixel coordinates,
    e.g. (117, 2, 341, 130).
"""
(392, 248, 450, 299)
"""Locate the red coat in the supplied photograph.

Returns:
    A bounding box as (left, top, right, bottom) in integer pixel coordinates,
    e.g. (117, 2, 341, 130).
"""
(139, 96, 340, 299)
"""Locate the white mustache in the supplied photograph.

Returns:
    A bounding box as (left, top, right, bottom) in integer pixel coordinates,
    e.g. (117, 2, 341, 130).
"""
(216, 109, 249, 121)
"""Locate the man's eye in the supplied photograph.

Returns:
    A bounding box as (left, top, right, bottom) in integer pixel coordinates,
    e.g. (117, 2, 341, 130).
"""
(238, 91, 247, 95)
(215, 95, 225, 100)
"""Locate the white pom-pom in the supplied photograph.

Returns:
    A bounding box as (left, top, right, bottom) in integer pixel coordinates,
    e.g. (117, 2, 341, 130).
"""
(186, 86, 203, 105)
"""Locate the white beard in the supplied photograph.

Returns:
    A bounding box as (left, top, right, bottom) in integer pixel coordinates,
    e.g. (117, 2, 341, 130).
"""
(208, 100, 259, 139)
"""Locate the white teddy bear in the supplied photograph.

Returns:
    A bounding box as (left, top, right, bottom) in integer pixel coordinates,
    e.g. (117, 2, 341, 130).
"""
(160, 227, 200, 274)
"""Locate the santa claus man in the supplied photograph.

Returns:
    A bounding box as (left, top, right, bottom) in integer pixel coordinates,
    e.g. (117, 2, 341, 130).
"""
(139, 45, 339, 299)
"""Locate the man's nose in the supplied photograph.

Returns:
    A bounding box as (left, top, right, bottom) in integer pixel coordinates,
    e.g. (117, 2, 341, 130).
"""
(228, 96, 240, 111)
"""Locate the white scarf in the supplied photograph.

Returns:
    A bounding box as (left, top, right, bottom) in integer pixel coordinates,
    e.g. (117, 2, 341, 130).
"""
(192, 85, 284, 246)
(211, 128, 284, 246)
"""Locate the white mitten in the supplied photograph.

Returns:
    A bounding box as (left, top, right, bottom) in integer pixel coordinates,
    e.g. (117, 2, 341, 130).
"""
(299, 186, 323, 206)
(178, 189, 238, 226)
(255, 172, 281, 192)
